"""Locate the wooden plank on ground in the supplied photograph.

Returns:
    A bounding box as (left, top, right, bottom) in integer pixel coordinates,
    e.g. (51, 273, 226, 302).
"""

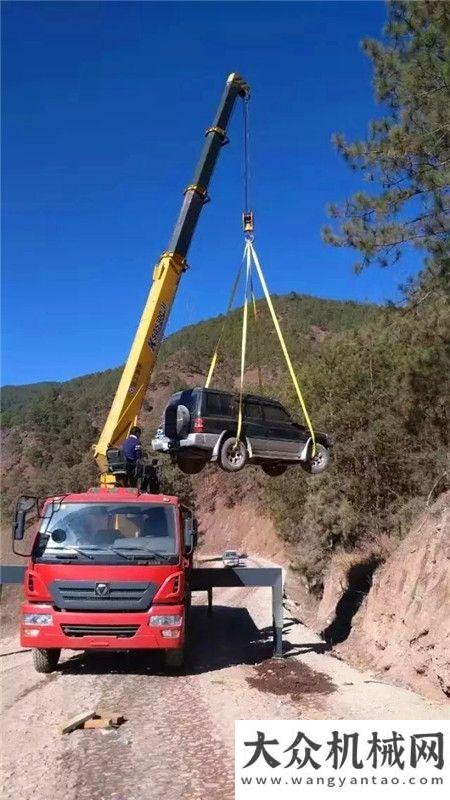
(59, 710, 96, 735)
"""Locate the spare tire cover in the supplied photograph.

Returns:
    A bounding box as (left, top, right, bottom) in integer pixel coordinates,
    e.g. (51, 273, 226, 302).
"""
(164, 391, 193, 440)
(164, 401, 179, 439)
(176, 405, 190, 436)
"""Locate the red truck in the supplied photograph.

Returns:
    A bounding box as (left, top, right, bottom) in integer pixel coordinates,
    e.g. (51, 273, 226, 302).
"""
(14, 489, 197, 673)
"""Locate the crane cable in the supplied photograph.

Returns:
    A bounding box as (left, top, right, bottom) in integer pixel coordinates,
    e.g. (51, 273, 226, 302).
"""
(243, 94, 250, 214)
(205, 91, 316, 455)
(204, 94, 252, 392)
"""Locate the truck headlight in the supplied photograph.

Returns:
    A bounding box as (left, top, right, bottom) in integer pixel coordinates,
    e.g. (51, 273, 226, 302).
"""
(22, 613, 53, 626)
(149, 615, 182, 627)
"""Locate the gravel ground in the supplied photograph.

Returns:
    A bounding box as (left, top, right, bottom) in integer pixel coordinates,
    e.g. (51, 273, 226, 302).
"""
(1, 562, 449, 800)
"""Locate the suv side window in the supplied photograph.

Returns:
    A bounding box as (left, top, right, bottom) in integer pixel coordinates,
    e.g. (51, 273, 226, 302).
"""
(263, 404, 292, 424)
(206, 393, 222, 415)
(245, 401, 263, 421)
(206, 393, 237, 417)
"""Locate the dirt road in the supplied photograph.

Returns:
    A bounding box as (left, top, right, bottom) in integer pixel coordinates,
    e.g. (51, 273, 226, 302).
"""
(2, 567, 449, 800)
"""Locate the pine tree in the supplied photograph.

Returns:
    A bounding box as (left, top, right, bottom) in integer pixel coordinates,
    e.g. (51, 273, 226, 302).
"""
(323, 1, 450, 278)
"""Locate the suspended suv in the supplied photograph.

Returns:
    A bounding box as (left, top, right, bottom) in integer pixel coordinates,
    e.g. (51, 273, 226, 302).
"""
(152, 388, 331, 476)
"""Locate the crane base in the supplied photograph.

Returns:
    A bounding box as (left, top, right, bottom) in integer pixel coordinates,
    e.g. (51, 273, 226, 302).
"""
(104, 448, 162, 493)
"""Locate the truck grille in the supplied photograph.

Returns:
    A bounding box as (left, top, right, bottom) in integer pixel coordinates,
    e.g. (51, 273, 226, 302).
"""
(61, 624, 139, 638)
(49, 581, 157, 611)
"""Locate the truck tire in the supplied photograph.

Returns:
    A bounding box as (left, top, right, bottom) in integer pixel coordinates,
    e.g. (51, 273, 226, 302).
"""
(176, 457, 206, 475)
(163, 647, 185, 672)
(33, 648, 61, 673)
(300, 443, 330, 475)
(219, 437, 247, 472)
(261, 464, 288, 477)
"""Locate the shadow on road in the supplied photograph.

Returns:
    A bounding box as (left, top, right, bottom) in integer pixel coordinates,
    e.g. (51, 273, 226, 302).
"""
(57, 605, 274, 677)
(188, 605, 273, 673)
(260, 618, 331, 657)
(321, 559, 381, 646)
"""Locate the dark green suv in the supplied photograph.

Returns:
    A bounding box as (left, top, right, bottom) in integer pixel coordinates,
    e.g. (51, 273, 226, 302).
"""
(152, 387, 331, 477)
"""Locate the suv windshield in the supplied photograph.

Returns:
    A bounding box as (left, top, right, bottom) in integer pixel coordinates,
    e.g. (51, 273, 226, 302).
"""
(34, 502, 178, 564)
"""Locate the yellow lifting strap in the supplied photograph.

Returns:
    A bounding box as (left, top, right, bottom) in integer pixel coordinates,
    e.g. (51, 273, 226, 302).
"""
(235, 241, 252, 442)
(205, 237, 316, 454)
(204, 254, 246, 388)
(248, 240, 316, 453)
(249, 272, 264, 395)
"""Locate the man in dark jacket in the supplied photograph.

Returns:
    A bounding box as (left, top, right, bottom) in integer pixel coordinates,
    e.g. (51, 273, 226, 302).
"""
(122, 426, 160, 493)
(123, 426, 143, 465)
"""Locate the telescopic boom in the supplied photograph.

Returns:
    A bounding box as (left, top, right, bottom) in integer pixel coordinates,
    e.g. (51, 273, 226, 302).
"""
(94, 73, 249, 477)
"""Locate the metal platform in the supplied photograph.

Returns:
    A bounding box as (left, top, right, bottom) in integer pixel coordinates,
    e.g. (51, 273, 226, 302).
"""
(191, 566, 283, 657)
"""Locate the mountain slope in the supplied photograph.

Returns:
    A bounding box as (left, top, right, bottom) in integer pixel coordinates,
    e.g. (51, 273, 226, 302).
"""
(1, 289, 448, 594)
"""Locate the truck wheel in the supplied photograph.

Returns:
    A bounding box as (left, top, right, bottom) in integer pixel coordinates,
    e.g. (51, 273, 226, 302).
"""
(33, 648, 61, 673)
(163, 647, 185, 672)
(261, 464, 288, 477)
(301, 443, 330, 475)
(176, 457, 206, 475)
(219, 438, 247, 472)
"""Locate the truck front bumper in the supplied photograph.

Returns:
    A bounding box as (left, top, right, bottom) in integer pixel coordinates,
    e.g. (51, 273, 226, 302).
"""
(20, 602, 185, 651)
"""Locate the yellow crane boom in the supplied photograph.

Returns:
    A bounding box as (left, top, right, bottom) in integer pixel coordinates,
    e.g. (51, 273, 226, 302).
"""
(94, 72, 249, 480)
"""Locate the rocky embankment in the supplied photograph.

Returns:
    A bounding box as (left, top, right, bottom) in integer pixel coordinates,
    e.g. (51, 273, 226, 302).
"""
(317, 492, 450, 701)
(196, 472, 449, 702)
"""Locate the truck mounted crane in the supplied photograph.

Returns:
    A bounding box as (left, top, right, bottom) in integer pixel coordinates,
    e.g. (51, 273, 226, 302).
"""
(94, 72, 249, 490)
(11, 74, 285, 678)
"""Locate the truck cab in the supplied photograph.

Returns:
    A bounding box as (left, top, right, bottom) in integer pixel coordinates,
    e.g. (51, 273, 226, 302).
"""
(13, 488, 197, 673)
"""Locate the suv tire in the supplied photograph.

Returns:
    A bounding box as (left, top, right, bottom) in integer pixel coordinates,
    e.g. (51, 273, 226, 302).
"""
(219, 437, 247, 472)
(176, 457, 206, 475)
(33, 648, 61, 673)
(261, 464, 288, 477)
(300, 443, 330, 475)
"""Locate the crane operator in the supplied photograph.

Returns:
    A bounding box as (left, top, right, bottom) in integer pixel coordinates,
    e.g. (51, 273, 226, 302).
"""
(122, 426, 143, 467)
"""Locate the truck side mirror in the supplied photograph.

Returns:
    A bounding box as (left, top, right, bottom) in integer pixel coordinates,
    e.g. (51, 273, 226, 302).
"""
(192, 519, 198, 550)
(12, 495, 40, 556)
(13, 510, 27, 541)
(183, 517, 197, 555)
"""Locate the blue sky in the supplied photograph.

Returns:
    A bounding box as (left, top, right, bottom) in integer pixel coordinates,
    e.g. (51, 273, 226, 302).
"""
(2, 1, 420, 386)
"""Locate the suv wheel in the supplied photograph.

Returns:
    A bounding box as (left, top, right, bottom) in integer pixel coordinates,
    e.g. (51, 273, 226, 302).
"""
(176, 457, 206, 475)
(301, 443, 330, 475)
(261, 464, 288, 477)
(219, 437, 247, 472)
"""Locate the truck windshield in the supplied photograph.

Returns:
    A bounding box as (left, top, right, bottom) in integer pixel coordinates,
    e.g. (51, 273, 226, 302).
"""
(34, 502, 178, 564)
